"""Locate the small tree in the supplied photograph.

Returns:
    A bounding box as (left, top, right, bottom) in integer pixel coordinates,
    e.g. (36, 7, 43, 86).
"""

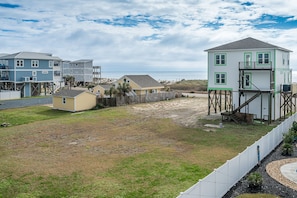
(63, 75, 75, 90)
(117, 82, 131, 97)
(105, 85, 118, 98)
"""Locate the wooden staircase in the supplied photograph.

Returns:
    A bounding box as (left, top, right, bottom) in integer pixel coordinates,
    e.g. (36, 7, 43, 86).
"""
(221, 91, 261, 123)
(233, 92, 261, 113)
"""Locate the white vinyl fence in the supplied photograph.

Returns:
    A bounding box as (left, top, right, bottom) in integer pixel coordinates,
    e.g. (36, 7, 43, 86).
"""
(178, 113, 297, 198)
(0, 90, 21, 100)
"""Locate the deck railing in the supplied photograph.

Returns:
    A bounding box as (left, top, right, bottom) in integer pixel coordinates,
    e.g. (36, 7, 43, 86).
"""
(238, 61, 273, 70)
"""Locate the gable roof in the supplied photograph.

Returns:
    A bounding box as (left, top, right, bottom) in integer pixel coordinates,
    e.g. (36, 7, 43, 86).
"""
(124, 75, 163, 88)
(205, 37, 292, 52)
(53, 89, 87, 98)
(0, 52, 62, 60)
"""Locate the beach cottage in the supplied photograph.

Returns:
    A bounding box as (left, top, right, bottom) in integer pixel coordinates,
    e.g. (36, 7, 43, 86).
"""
(205, 37, 295, 123)
(116, 75, 164, 95)
(53, 89, 96, 112)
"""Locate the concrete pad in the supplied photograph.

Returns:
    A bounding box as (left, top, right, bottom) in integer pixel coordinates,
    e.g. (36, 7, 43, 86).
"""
(280, 162, 297, 184)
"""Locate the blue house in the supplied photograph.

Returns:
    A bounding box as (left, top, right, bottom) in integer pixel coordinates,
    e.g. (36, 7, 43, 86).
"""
(0, 52, 62, 97)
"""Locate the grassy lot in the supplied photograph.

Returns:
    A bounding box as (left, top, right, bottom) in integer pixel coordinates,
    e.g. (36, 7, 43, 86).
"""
(0, 103, 274, 198)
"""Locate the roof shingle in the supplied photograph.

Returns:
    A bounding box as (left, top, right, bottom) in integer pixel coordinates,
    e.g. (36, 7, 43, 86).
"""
(205, 37, 292, 52)
(124, 75, 163, 88)
(53, 89, 85, 97)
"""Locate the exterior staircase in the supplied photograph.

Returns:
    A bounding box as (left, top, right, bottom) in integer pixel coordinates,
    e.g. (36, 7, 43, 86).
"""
(221, 91, 261, 123)
(233, 91, 261, 113)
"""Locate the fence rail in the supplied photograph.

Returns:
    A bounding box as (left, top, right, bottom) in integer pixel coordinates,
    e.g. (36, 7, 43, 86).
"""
(178, 113, 297, 198)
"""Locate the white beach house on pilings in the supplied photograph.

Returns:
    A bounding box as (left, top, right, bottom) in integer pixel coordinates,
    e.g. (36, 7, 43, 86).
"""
(205, 37, 294, 123)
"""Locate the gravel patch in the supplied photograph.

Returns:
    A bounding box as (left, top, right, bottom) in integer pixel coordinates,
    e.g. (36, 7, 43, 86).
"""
(223, 143, 297, 198)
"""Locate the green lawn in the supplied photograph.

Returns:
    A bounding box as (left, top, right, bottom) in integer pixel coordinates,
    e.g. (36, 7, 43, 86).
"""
(0, 104, 274, 197)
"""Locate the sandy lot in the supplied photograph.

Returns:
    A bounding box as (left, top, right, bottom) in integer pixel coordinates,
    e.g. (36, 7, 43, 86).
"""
(129, 94, 220, 128)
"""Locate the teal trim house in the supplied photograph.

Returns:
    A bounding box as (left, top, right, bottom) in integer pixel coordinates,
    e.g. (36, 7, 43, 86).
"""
(0, 52, 62, 97)
(205, 37, 293, 123)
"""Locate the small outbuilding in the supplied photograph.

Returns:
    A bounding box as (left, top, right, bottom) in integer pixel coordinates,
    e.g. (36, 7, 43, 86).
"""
(53, 89, 96, 112)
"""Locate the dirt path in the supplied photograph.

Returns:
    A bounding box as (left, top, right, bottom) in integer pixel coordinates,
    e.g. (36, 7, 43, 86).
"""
(128, 95, 219, 128)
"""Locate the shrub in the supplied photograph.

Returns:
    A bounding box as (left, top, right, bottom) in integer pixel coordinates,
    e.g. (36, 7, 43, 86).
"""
(247, 172, 263, 190)
(292, 121, 297, 132)
(283, 131, 294, 144)
(282, 143, 293, 156)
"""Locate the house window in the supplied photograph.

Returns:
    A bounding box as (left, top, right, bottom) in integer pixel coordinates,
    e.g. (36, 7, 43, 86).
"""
(54, 71, 61, 76)
(54, 61, 59, 67)
(49, 61, 54, 68)
(62, 97, 66, 104)
(31, 60, 39, 67)
(32, 71, 37, 76)
(257, 53, 270, 64)
(215, 54, 226, 65)
(244, 73, 252, 89)
(215, 73, 226, 84)
(16, 60, 24, 67)
(244, 53, 252, 67)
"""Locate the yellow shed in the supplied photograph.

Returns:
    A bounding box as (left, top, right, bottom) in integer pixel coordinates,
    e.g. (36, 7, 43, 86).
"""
(53, 89, 97, 112)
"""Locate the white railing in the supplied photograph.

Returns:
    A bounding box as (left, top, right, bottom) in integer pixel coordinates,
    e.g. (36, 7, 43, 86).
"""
(178, 114, 297, 198)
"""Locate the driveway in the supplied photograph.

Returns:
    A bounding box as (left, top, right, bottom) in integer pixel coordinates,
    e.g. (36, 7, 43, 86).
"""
(0, 96, 52, 110)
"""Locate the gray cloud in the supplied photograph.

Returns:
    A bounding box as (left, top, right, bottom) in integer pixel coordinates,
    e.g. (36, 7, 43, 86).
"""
(0, 0, 297, 72)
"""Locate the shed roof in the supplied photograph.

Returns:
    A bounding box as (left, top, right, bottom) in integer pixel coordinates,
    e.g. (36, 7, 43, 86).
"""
(0, 52, 62, 60)
(53, 89, 86, 98)
(124, 75, 163, 88)
(205, 37, 292, 52)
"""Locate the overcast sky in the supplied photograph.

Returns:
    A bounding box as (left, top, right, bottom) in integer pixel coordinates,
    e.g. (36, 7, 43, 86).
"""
(1, 0, 297, 72)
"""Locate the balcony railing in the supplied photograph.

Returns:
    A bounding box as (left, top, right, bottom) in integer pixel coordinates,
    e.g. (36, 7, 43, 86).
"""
(0, 65, 9, 70)
(238, 61, 273, 70)
(0, 76, 9, 81)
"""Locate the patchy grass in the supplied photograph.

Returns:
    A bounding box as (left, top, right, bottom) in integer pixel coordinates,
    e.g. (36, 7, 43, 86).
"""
(0, 106, 69, 126)
(0, 104, 274, 197)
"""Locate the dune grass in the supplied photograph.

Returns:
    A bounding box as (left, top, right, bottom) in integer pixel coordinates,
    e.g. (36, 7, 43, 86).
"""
(0, 104, 274, 197)
(168, 79, 207, 91)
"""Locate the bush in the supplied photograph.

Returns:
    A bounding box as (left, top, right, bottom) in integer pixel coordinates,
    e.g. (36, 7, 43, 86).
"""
(282, 143, 293, 156)
(247, 172, 263, 190)
(283, 131, 294, 144)
(292, 121, 297, 132)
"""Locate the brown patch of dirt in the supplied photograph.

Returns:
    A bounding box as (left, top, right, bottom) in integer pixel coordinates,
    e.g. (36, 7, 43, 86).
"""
(128, 96, 219, 128)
